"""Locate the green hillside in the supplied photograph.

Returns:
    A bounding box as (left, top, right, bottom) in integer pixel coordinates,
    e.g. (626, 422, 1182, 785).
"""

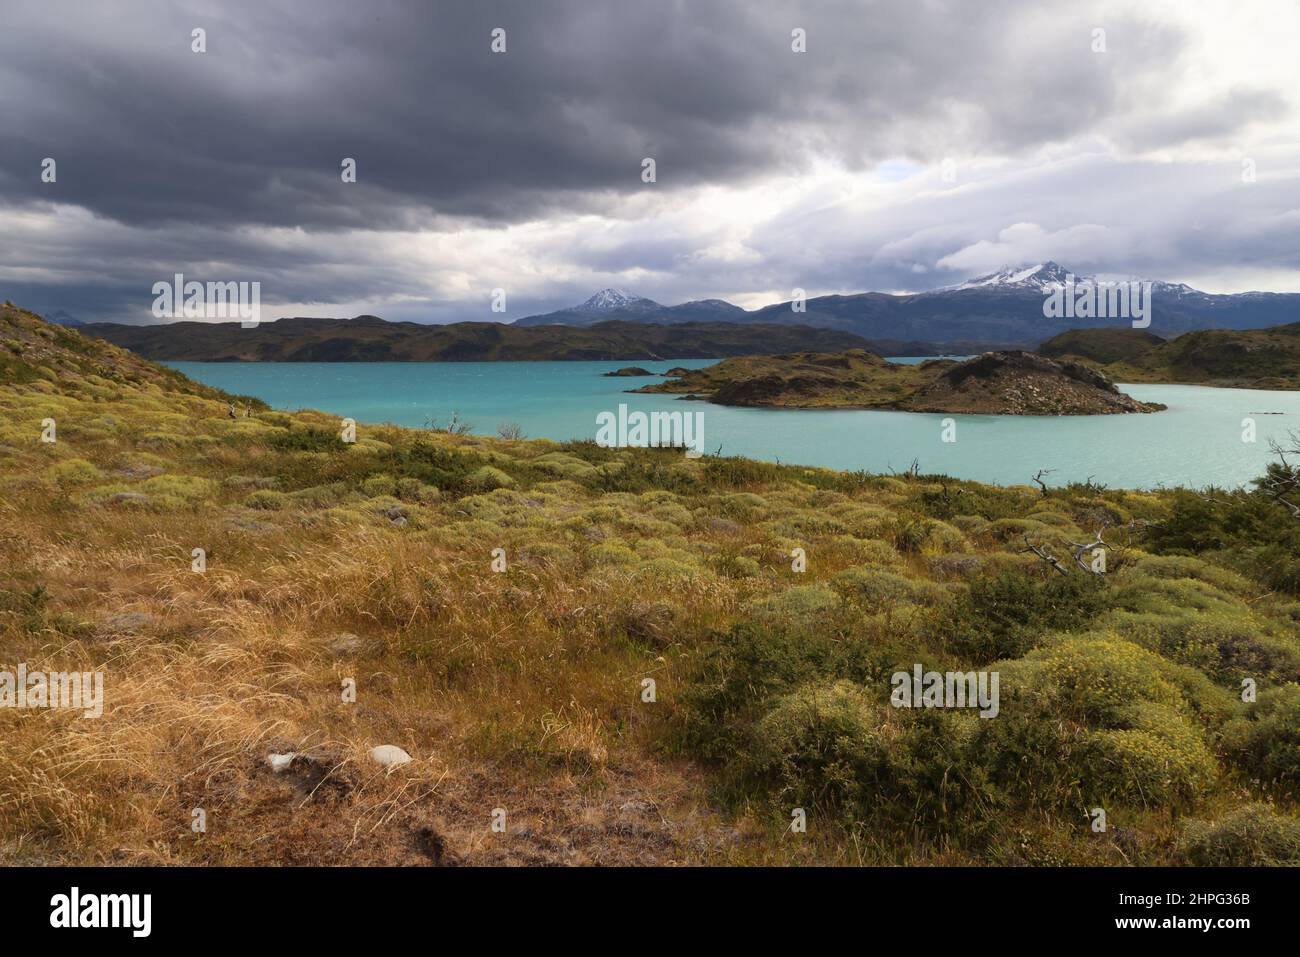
(1041, 323, 1300, 389)
(1, 302, 1297, 867)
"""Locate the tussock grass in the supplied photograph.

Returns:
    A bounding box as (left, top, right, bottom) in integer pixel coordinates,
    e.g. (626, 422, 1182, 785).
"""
(1, 302, 1298, 865)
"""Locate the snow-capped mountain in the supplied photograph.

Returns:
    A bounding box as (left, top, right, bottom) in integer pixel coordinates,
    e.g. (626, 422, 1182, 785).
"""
(515, 268, 1300, 345)
(943, 263, 1223, 304)
(942, 261, 1079, 293)
(514, 288, 707, 327)
(574, 288, 661, 312)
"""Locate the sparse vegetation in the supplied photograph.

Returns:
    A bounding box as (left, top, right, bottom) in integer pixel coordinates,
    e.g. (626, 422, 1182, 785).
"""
(1040, 322, 1300, 390)
(635, 348, 1162, 414)
(1, 303, 1297, 866)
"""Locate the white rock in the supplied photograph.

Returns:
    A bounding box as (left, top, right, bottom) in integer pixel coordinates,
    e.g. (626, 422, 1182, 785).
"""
(369, 745, 412, 767)
(267, 751, 297, 773)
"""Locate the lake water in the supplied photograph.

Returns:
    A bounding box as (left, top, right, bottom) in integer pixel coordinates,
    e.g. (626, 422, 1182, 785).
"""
(168, 360, 1299, 490)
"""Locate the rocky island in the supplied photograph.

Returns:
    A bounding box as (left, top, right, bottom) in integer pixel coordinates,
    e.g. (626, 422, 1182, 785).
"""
(632, 348, 1164, 415)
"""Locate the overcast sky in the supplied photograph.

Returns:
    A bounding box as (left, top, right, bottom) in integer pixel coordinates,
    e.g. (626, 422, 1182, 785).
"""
(2, 0, 1297, 323)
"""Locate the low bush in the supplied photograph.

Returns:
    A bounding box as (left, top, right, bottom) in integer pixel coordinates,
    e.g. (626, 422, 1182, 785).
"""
(1177, 804, 1300, 866)
(941, 569, 1113, 663)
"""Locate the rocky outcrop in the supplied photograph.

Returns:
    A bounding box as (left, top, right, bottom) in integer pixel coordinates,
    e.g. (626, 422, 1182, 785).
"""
(638, 347, 1163, 415)
(898, 351, 1164, 415)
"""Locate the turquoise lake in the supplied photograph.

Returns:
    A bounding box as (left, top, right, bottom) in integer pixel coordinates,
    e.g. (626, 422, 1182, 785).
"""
(168, 360, 1299, 490)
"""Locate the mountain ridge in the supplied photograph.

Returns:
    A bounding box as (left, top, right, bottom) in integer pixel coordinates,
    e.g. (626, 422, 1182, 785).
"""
(77, 316, 876, 362)
(512, 262, 1300, 345)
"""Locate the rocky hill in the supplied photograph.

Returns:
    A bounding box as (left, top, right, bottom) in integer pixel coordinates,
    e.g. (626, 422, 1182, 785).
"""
(897, 351, 1161, 414)
(78, 315, 872, 362)
(1036, 328, 1167, 365)
(635, 347, 1162, 414)
(1040, 322, 1300, 389)
(0, 301, 257, 404)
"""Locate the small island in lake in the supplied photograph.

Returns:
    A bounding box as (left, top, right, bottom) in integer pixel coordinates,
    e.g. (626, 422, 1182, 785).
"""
(632, 348, 1165, 415)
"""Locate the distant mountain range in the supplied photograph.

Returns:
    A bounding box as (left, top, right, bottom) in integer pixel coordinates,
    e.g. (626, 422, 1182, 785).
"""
(513, 288, 747, 327)
(76, 316, 873, 362)
(58, 262, 1300, 360)
(512, 264, 1300, 347)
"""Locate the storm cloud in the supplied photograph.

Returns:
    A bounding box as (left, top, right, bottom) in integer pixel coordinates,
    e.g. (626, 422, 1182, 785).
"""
(1, 0, 1296, 322)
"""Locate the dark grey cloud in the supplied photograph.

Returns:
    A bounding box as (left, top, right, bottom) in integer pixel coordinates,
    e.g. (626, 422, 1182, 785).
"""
(0, 0, 1295, 322)
(0, 0, 1222, 229)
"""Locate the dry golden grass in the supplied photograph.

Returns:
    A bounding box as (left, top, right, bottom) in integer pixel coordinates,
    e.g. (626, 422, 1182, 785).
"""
(2, 302, 1297, 866)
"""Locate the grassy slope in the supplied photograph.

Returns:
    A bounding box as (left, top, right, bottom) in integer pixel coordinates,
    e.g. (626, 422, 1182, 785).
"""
(1040, 323, 1300, 389)
(2, 302, 1298, 866)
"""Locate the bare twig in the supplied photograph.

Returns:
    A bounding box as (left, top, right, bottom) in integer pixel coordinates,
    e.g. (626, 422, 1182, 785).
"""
(1066, 529, 1110, 575)
(1020, 535, 1071, 576)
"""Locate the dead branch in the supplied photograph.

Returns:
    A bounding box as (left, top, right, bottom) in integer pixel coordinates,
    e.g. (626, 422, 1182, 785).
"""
(1020, 535, 1072, 575)
(1262, 433, 1300, 519)
(1067, 529, 1110, 575)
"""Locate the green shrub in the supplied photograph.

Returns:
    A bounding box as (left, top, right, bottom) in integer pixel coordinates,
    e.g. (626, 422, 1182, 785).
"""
(466, 465, 515, 492)
(942, 570, 1113, 663)
(49, 457, 102, 484)
(245, 489, 288, 510)
(586, 542, 638, 566)
(1177, 804, 1300, 866)
(746, 584, 841, 637)
(832, 566, 947, 611)
(1034, 636, 1184, 725)
(714, 492, 770, 520)
(747, 680, 898, 812)
(290, 482, 353, 508)
(703, 457, 783, 489)
(969, 639, 1220, 811)
(1127, 554, 1256, 597)
(362, 473, 398, 497)
(1081, 703, 1217, 807)
(745, 681, 996, 834)
(833, 536, 901, 566)
(140, 474, 216, 501)
(1223, 685, 1300, 787)
(679, 621, 854, 764)
(519, 542, 578, 570)
(633, 556, 699, 582)
(710, 553, 763, 578)
(269, 426, 346, 452)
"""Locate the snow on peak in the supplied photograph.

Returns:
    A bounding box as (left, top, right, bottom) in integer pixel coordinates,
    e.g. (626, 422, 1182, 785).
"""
(939, 264, 1210, 299)
(579, 288, 654, 310)
(944, 262, 1080, 292)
